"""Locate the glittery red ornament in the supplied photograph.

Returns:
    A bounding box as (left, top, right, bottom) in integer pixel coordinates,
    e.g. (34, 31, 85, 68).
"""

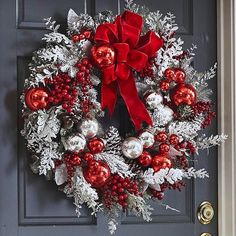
(87, 138, 105, 154)
(174, 68, 186, 83)
(159, 143, 170, 153)
(152, 154, 172, 172)
(160, 80, 170, 91)
(72, 34, 80, 43)
(138, 151, 152, 167)
(91, 45, 115, 68)
(170, 83, 196, 106)
(169, 134, 179, 145)
(164, 68, 175, 81)
(164, 68, 186, 83)
(25, 88, 49, 111)
(83, 160, 111, 188)
(83, 152, 94, 162)
(155, 131, 168, 142)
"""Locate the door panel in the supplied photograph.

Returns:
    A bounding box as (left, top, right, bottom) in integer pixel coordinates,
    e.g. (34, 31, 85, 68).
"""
(0, 0, 217, 235)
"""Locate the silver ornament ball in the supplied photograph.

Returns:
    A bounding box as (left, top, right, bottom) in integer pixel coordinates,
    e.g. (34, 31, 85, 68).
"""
(138, 131, 155, 148)
(145, 92, 163, 109)
(122, 137, 143, 159)
(61, 133, 86, 152)
(80, 119, 99, 139)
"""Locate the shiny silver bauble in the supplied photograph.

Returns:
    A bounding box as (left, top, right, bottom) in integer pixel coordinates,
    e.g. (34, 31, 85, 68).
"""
(138, 131, 155, 148)
(61, 133, 86, 152)
(122, 137, 143, 159)
(80, 119, 99, 139)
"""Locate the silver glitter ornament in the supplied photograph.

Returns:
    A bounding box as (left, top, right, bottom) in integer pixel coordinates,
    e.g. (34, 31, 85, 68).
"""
(61, 133, 86, 152)
(80, 119, 99, 139)
(138, 131, 155, 148)
(145, 91, 163, 109)
(122, 137, 143, 159)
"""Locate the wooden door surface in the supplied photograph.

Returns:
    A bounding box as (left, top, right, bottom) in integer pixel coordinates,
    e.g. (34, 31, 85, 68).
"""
(0, 0, 217, 235)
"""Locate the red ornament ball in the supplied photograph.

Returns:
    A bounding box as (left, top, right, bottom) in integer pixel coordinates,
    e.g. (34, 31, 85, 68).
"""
(174, 68, 186, 83)
(91, 45, 115, 68)
(87, 138, 105, 154)
(169, 134, 179, 145)
(152, 154, 172, 172)
(164, 68, 175, 81)
(72, 34, 80, 43)
(138, 151, 152, 167)
(83, 152, 94, 162)
(25, 88, 49, 111)
(155, 131, 168, 143)
(164, 68, 186, 83)
(160, 80, 170, 91)
(159, 143, 170, 153)
(170, 83, 196, 106)
(83, 160, 111, 188)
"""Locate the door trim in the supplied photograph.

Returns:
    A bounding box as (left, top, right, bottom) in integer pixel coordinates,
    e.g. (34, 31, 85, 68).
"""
(217, 0, 236, 235)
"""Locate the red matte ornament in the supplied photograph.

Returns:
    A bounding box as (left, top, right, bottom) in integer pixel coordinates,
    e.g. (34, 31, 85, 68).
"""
(83, 160, 111, 188)
(25, 88, 49, 111)
(171, 83, 196, 106)
(138, 151, 152, 167)
(88, 138, 105, 154)
(152, 154, 172, 172)
(92, 10, 164, 129)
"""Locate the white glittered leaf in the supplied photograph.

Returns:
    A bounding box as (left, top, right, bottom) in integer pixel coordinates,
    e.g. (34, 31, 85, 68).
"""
(67, 9, 79, 30)
(55, 164, 67, 185)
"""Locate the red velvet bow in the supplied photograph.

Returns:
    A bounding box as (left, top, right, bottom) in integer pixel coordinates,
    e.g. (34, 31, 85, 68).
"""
(94, 11, 163, 129)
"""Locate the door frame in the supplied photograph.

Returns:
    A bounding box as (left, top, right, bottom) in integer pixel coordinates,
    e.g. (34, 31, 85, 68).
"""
(217, 0, 236, 235)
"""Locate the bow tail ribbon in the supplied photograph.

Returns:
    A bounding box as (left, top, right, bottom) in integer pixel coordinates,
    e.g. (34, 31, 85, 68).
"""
(101, 70, 153, 129)
(118, 74, 153, 129)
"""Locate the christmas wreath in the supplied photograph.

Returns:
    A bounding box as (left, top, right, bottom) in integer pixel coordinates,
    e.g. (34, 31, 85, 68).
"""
(21, 1, 227, 234)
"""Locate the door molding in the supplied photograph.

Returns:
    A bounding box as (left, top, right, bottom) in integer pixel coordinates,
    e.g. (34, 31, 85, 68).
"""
(217, 0, 236, 235)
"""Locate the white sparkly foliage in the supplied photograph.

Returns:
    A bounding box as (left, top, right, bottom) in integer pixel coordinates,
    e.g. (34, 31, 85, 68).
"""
(64, 168, 102, 217)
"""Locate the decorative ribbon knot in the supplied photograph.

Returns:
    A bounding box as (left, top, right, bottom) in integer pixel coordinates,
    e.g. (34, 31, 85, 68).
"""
(92, 10, 163, 129)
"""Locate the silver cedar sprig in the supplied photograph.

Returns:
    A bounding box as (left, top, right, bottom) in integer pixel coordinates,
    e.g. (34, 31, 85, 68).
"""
(63, 168, 102, 217)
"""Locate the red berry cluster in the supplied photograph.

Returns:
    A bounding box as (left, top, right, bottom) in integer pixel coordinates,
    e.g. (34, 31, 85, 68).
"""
(139, 58, 157, 80)
(173, 51, 189, 61)
(175, 156, 189, 169)
(45, 73, 78, 113)
(64, 153, 82, 184)
(102, 175, 139, 210)
(193, 101, 216, 128)
(72, 29, 94, 43)
(155, 131, 180, 153)
(75, 58, 95, 114)
(151, 181, 185, 200)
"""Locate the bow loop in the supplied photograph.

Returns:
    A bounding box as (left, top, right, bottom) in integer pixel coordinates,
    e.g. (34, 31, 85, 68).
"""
(113, 43, 130, 63)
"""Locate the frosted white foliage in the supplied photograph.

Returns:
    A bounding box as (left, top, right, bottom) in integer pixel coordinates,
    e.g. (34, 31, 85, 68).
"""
(42, 32, 72, 46)
(152, 104, 174, 128)
(142, 167, 209, 191)
(168, 116, 203, 140)
(183, 167, 209, 179)
(67, 9, 94, 32)
(196, 134, 228, 150)
(64, 168, 102, 217)
(127, 193, 153, 222)
(108, 219, 118, 235)
(95, 153, 134, 177)
(38, 146, 60, 175)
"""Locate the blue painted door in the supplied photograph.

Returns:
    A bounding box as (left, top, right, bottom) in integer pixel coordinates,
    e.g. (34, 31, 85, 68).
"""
(0, 0, 217, 235)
